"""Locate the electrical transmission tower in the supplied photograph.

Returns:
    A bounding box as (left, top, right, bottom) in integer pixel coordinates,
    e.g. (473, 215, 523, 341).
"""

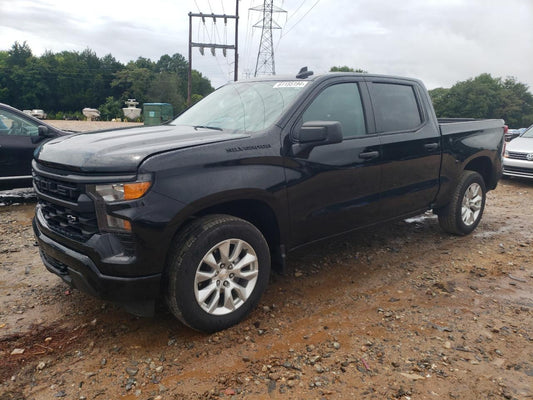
(250, 0, 286, 76)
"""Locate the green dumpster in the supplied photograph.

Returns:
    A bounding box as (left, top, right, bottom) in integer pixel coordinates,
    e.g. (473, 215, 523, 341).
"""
(143, 103, 173, 126)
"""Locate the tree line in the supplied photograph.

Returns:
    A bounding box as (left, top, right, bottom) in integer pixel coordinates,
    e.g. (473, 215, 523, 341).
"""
(1, 47, 531, 127)
(0, 42, 214, 120)
(429, 74, 533, 128)
(330, 66, 533, 128)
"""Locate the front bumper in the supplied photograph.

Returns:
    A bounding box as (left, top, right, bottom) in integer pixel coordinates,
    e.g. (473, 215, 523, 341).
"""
(33, 217, 162, 316)
(503, 158, 533, 179)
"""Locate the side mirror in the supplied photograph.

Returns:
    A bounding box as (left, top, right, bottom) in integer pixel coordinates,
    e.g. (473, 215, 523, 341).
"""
(38, 125, 52, 138)
(292, 121, 343, 157)
(32, 125, 53, 143)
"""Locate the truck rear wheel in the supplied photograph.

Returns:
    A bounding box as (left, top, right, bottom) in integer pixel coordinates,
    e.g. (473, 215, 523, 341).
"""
(165, 215, 271, 332)
(438, 171, 486, 235)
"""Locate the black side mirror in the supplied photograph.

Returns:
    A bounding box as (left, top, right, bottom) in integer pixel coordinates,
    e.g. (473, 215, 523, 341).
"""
(38, 125, 52, 138)
(32, 125, 53, 143)
(292, 121, 343, 157)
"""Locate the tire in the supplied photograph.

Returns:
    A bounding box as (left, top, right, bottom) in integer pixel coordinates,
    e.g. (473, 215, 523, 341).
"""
(165, 214, 271, 333)
(438, 171, 486, 235)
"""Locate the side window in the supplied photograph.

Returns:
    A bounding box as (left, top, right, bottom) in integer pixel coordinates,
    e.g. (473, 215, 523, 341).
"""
(0, 110, 39, 136)
(302, 83, 366, 137)
(371, 83, 422, 132)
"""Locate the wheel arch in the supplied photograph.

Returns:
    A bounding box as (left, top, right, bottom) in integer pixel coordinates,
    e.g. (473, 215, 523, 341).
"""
(464, 155, 497, 190)
(166, 193, 287, 274)
(195, 198, 282, 258)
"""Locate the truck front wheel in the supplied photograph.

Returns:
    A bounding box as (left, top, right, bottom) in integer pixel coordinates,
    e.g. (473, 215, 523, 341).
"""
(438, 171, 486, 235)
(165, 215, 271, 332)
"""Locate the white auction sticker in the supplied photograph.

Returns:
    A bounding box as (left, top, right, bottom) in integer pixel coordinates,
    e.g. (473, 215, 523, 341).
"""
(273, 81, 308, 88)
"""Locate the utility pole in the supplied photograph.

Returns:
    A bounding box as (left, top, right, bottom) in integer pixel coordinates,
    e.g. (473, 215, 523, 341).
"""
(187, 2, 239, 106)
(250, 0, 286, 76)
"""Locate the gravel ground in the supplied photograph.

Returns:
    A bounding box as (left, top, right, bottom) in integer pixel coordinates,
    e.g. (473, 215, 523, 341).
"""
(44, 119, 144, 132)
(0, 178, 532, 400)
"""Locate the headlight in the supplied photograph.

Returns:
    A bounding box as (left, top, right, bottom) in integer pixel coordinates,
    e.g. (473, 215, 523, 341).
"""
(94, 181, 152, 202)
(89, 176, 152, 232)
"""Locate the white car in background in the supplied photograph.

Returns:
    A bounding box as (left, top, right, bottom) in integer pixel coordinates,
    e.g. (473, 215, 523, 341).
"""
(503, 125, 533, 179)
(30, 109, 47, 119)
(23, 109, 47, 119)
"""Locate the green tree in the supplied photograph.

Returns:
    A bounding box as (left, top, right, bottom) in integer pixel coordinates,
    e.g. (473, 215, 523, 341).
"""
(1, 42, 36, 107)
(429, 74, 533, 127)
(111, 63, 154, 105)
(330, 66, 367, 73)
(190, 70, 213, 100)
(146, 72, 185, 114)
(7, 41, 32, 67)
(0, 42, 213, 117)
(98, 96, 123, 120)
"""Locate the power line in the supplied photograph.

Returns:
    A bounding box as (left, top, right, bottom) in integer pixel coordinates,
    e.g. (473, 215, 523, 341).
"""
(281, 0, 321, 39)
(193, 0, 202, 13)
(285, 0, 307, 24)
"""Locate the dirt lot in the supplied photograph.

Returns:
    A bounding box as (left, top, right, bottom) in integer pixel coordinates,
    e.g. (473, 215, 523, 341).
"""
(1, 178, 532, 400)
(43, 120, 143, 132)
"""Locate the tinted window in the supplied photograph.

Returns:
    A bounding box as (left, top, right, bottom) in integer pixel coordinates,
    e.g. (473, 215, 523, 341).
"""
(371, 83, 422, 132)
(302, 83, 366, 137)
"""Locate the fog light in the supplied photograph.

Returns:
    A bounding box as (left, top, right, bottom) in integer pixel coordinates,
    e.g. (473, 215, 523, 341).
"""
(106, 215, 132, 231)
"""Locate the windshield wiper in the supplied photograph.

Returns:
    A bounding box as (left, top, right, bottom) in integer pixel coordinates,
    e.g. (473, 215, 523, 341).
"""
(193, 125, 223, 131)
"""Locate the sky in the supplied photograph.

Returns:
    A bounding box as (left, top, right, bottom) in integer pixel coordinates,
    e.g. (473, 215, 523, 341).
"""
(1, 0, 532, 91)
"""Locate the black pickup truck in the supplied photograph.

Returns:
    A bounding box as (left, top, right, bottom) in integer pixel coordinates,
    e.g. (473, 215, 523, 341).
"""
(32, 72, 505, 332)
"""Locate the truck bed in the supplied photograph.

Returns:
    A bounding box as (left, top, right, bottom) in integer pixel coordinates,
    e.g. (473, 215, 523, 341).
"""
(438, 118, 504, 136)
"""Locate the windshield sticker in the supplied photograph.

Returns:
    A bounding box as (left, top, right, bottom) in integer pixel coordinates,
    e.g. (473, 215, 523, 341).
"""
(273, 81, 308, 89)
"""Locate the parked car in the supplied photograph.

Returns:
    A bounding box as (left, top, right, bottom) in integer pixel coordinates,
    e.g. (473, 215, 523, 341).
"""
(32, 72, 505, 332)
(30, 109, 47, 119)
(503, 124, 533, 179)
(0, 103, 70, 190)
(505, 129, 521, 142)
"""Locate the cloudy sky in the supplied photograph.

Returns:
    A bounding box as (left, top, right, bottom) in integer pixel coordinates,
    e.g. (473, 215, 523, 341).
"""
(1, 0, 532, 90)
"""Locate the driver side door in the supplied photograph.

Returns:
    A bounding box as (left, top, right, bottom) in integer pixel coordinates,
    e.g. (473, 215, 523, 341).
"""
(284, 80, 383, 247)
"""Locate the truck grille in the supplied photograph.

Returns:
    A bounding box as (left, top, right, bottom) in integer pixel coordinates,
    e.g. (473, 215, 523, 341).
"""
(34, 168, 137, 255)
(34, 174, 81, 202)
(34, 172, 98, 242)
(40, 200, 98, 241)
(506, 151, 533, 161)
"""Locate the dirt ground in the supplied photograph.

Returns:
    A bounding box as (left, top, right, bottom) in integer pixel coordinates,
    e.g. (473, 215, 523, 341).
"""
(0, 177, 532, 400)
(43, 120, 144, 132)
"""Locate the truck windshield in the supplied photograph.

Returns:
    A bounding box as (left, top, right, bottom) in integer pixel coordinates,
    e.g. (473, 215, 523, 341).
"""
(172, 81, 308, 133)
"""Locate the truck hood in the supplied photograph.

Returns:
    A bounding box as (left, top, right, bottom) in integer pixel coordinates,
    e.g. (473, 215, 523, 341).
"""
(35, 124, 250, 172)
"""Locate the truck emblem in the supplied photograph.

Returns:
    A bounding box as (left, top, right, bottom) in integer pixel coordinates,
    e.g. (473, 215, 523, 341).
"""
(527, 153, 533, 161)
(67, 215, 78, 224)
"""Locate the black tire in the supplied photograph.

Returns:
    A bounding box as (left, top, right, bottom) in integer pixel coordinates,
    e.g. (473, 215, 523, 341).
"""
(165, 214, 271, 333)
(437, 171, 486, 235)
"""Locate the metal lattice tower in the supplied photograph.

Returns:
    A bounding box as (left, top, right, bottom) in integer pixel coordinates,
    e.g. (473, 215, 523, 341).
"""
(250, 0, 286, 76)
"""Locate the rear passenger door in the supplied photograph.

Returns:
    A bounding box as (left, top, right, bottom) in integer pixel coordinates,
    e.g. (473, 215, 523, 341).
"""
(366, 78, 441, 219)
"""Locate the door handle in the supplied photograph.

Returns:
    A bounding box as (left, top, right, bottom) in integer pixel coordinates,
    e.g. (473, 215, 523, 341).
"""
(359, 151, 379, 160)
(424, 143, 439, 150)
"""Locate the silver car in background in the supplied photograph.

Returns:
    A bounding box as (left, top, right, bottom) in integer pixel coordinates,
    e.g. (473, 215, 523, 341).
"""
(503, 125, 533, 179)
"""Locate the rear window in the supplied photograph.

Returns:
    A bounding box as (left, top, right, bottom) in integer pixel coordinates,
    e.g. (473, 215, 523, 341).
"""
(371, 83, 422, 133)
